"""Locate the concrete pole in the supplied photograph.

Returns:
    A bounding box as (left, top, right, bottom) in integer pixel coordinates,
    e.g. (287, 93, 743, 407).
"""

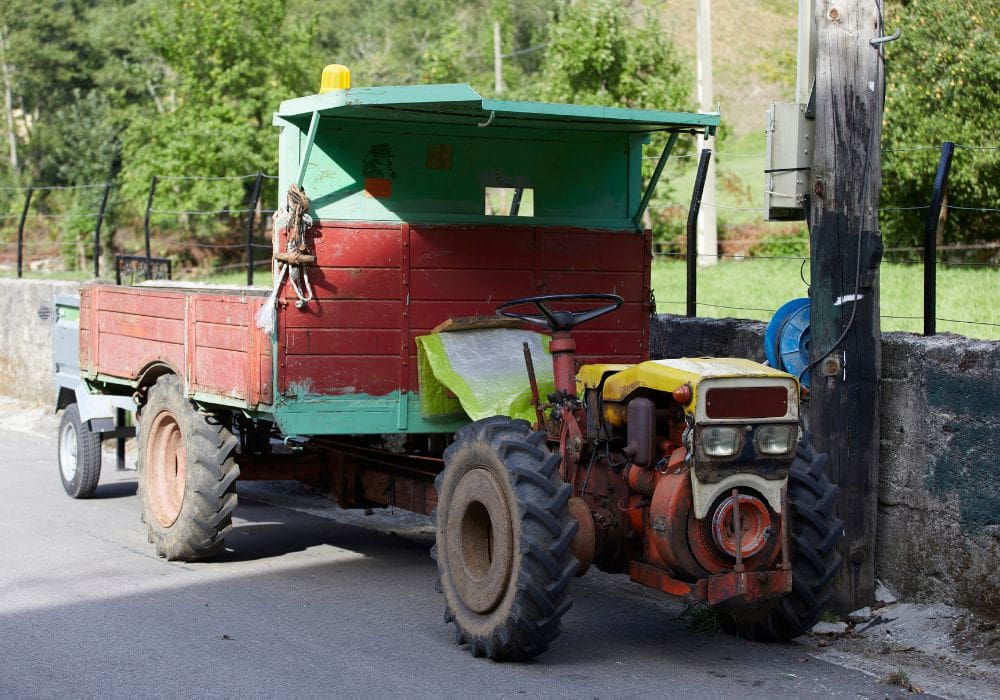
(493, 22, 503, 95)
(0, 26, 18, 173)
(696, 0, 717, 267)
(796, 0, 817, 104)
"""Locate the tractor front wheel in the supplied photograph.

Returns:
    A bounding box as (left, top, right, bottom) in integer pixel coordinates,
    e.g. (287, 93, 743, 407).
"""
(434, 416, 578, 660)
(717, 433, 842, 641)
(136, 374, 239, 561)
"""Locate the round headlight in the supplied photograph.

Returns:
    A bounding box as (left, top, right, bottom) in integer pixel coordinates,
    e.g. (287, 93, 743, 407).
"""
(701, 426, 741, 457)
(756, 425, 796, 455)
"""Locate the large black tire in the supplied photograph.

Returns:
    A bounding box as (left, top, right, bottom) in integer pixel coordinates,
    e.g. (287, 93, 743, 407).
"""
(136, 374, 239, 561)
(58, 403, 102, 499)
(434, 416, 578, 660)
(718, 433, 843, 641)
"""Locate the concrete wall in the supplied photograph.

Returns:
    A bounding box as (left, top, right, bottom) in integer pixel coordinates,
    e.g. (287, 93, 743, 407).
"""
(652, 315, 1000, 616)
(1, 280, 997, 613)
(0, 279, 80, 404)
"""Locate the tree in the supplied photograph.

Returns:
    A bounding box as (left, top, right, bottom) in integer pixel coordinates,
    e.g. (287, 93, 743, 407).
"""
(119, 0, 314, 224)
(881, 0, 1000, 249)
(535, 0, 690, 110)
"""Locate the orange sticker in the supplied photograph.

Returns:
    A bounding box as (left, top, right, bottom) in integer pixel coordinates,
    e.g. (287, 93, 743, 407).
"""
(364, 177, 392, 198)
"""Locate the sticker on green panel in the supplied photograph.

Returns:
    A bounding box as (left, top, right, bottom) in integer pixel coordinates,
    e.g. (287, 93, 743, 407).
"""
(416, 328, 554, 423)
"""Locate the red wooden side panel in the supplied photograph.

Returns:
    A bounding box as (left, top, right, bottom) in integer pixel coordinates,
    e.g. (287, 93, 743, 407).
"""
(83, 284, 273, 407)
(277, 222, 651, 399)
(279, 223, 407, 396)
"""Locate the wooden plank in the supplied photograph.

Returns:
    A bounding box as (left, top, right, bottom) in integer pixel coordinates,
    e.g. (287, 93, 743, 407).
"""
(409, 268, 533, 301)
(195, 297, 251, 325)
(282, 299, 403, 329)
(192, 346, 249, 398)
(539, 230, 646, 271)
(96, 334, 184, 379)
(95, 289, 186, 319)
(571, 330, 646, 356)
(284, 355, 400, 396)
(537, 270, 644, 299)
(196, 322, 247, 352)
(98, 312, 185, 345)
(286, 328, 403, 356)
(308, 267, 401, 300)
(309, 225, 402, 267)
(409, 226, 533, 268)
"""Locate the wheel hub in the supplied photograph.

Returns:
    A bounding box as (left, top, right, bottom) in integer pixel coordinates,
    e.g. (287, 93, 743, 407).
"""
(445, 467, 513, 614)
(146, 410, 187, 528)
(710, 492, 772, 559)
(59, 421, 78, 482)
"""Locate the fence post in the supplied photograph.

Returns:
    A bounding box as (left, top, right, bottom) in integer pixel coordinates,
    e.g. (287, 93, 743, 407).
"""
(143, 175, 158, 278)
(15, 186, 33, 279)
(246, 172, 264, 286)
(93, 183, 111, 278)
(923, 141, 954, 336)
(686, 149, 713, 317)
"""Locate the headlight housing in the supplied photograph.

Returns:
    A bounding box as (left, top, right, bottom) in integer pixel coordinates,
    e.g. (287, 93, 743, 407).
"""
(700, 426, 741, 457)
(755, 425, 796, 456)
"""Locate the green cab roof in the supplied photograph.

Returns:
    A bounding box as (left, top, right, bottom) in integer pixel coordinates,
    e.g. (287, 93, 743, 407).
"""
(275, 83, 718, 134)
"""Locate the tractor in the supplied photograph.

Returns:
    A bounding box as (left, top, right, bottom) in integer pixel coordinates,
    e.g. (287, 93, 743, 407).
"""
(72, 66, 842, 661)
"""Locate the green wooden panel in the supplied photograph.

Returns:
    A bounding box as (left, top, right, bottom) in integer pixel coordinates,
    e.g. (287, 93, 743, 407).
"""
(272, 391, 468, 436)
(293, 120, 638, 227)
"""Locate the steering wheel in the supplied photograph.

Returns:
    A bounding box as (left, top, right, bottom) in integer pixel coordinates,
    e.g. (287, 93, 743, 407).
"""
(496, 293, 624, 332)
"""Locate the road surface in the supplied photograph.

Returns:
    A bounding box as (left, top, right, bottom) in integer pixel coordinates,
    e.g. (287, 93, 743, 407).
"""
(0, 424, 915, 698)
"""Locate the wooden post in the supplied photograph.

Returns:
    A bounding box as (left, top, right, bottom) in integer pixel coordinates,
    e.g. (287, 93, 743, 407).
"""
(808, 0, 884, 612)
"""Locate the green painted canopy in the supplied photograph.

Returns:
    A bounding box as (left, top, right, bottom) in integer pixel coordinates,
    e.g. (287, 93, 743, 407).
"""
(275, 83, 718, 134)
(273, 83, 719, 228)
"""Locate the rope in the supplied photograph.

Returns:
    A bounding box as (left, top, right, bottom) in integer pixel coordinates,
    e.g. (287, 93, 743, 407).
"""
(255, 184, 314, 335)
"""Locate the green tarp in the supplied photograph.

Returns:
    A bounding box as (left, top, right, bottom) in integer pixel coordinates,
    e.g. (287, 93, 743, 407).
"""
(416, 328, 553, 423)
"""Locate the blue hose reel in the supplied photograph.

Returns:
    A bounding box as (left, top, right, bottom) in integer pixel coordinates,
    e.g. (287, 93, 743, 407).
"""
(764, 298, 811, 387)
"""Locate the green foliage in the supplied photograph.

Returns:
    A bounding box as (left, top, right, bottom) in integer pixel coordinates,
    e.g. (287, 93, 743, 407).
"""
(118, 0, 314, 229)
(536, 0, 689, 109)
(748, 228, 809, 258)
(881, 0, 1000, 247)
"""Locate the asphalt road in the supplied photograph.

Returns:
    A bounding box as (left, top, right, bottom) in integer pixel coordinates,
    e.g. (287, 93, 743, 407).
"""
(0, 425, 914, 699)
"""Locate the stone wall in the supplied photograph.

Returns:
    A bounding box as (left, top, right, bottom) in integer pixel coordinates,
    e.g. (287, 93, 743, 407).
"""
(0, 279, 79, 404)
(652, 315, 1000, 616)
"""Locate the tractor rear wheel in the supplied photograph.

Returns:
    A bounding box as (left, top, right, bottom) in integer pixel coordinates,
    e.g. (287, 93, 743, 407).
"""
(434, 416, 578, 660)
(717, 433, 842, 641)
(137, 374, 239, 561)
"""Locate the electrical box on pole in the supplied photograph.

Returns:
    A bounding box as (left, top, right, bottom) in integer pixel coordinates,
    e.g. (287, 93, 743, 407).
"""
(764, 102, 814, 221)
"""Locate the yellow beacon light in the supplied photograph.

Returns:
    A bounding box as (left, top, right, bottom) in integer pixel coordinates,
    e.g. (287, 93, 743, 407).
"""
(320, 64, 351, 93)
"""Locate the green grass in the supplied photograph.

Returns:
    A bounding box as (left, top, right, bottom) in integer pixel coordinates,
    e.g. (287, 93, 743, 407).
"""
(652, 257, 1000, 340)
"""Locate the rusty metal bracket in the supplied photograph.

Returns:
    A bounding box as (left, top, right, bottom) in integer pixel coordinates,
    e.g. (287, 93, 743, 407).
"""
(870, 28, 900, 47)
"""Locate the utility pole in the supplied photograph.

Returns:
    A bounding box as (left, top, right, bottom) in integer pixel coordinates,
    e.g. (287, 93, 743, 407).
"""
(0, 26, 18, 173)
(808, 0, 884, 613)
(493, 21, 503, 95)
(695, 0, 717, 267)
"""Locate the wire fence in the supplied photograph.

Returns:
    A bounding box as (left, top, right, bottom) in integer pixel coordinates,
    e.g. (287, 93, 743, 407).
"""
(641, 140, 998, 339)
(0, 174, 277, 284)
(1, 141, 997, 338)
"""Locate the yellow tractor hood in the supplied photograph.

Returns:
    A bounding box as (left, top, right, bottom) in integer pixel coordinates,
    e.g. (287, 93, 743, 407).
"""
(599, 357, 794, 403)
